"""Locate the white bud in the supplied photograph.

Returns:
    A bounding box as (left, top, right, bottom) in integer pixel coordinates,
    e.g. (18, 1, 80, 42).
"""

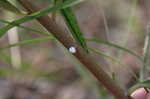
(69, 46, 76, 53)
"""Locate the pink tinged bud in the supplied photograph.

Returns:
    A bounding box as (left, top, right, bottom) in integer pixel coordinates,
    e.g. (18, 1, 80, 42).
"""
(131, 88, 148, 99)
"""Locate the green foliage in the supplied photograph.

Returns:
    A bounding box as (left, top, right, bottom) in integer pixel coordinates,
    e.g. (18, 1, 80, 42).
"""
(89, 47, 123, 65)
(0, 36, 55, 50)
(140, 26, 150, 82)
(0, 19, 49, 35)
(140, 80, 150, 88)
(0, 0, 25, 15)
(1, 1, 150, 98)
(0, 20, 141, 63)
(0, 19, 140, 60)
(86, 38, 142, 60)
(54, 0, 88, 52)
(129, 79, 150, 94)
(0, 0, 84, 38)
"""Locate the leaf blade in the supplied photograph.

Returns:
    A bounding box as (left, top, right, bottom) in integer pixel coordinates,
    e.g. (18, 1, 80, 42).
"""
(0, 0, 25, 15)
(60, 6, 88, 52)
(0, 0, 84, 38)
(86, 38, 142, 60)
(0, 36, 55, 50)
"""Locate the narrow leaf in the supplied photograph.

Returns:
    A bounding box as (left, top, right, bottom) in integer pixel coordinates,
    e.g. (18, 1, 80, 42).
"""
(88, 47, 123, 65)
(129, 79, 150, 94)
(140, 26, 150, 81)
(0, 36, 55, 50)
(86, 38, 142, 60)
(0, 19, 49, 35)
(0, 0, 83, 38)
(0, 0, 25, 15)
(58, 0, 88, 52)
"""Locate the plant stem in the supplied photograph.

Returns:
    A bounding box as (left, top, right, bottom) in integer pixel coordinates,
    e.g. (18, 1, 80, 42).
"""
(18, 0, 131, 98)
(5, 11, 22, 69)
(140, 26, 150, 82)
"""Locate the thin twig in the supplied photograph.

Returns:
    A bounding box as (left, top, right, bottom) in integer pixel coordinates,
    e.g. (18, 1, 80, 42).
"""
(18, 0, 131, 98)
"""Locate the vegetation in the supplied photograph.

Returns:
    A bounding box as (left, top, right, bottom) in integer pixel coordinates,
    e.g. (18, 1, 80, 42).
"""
(0, 0, 150, 99)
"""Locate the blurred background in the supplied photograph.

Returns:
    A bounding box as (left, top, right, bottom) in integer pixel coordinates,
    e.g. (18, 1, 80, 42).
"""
(0, 0, 150, 99)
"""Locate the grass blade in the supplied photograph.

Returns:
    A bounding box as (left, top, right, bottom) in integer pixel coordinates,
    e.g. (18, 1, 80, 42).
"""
(0, 36, 55, 50)
(0, 18, 141, 60)
(88, 47, 123, 65)
(0, 0, 25, 15)
(0, 19, 49, 35)
(129, 79, 150, 94)
(59, 0, 88, 52)
(86, 38, 142, 60)
(140, 26, 150, 82)
(0, 19, 141, 62)
(0, 0, 84, 38)
(89, 47, 138, 83)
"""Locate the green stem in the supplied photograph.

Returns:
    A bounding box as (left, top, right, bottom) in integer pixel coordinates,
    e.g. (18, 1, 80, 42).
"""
(140, 26, 150, 82)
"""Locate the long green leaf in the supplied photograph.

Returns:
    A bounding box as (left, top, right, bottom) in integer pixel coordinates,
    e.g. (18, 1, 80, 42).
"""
(88, 47, 123, 65)
(0, 36, 122, 65)
(128, 79, 150, 94)
(0, 36, 55, 50)
(140, 26, 150, 81)
(0, 0, 25, 15)
(0, 0, 84, 38)
(86, 38, 142, 60)
(0, 19, 49, 35)
(55, 0, 88, 52)
(89, 47, 139, 82)
(0, 36, 131, 66)
(0, 18, 142, 60)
